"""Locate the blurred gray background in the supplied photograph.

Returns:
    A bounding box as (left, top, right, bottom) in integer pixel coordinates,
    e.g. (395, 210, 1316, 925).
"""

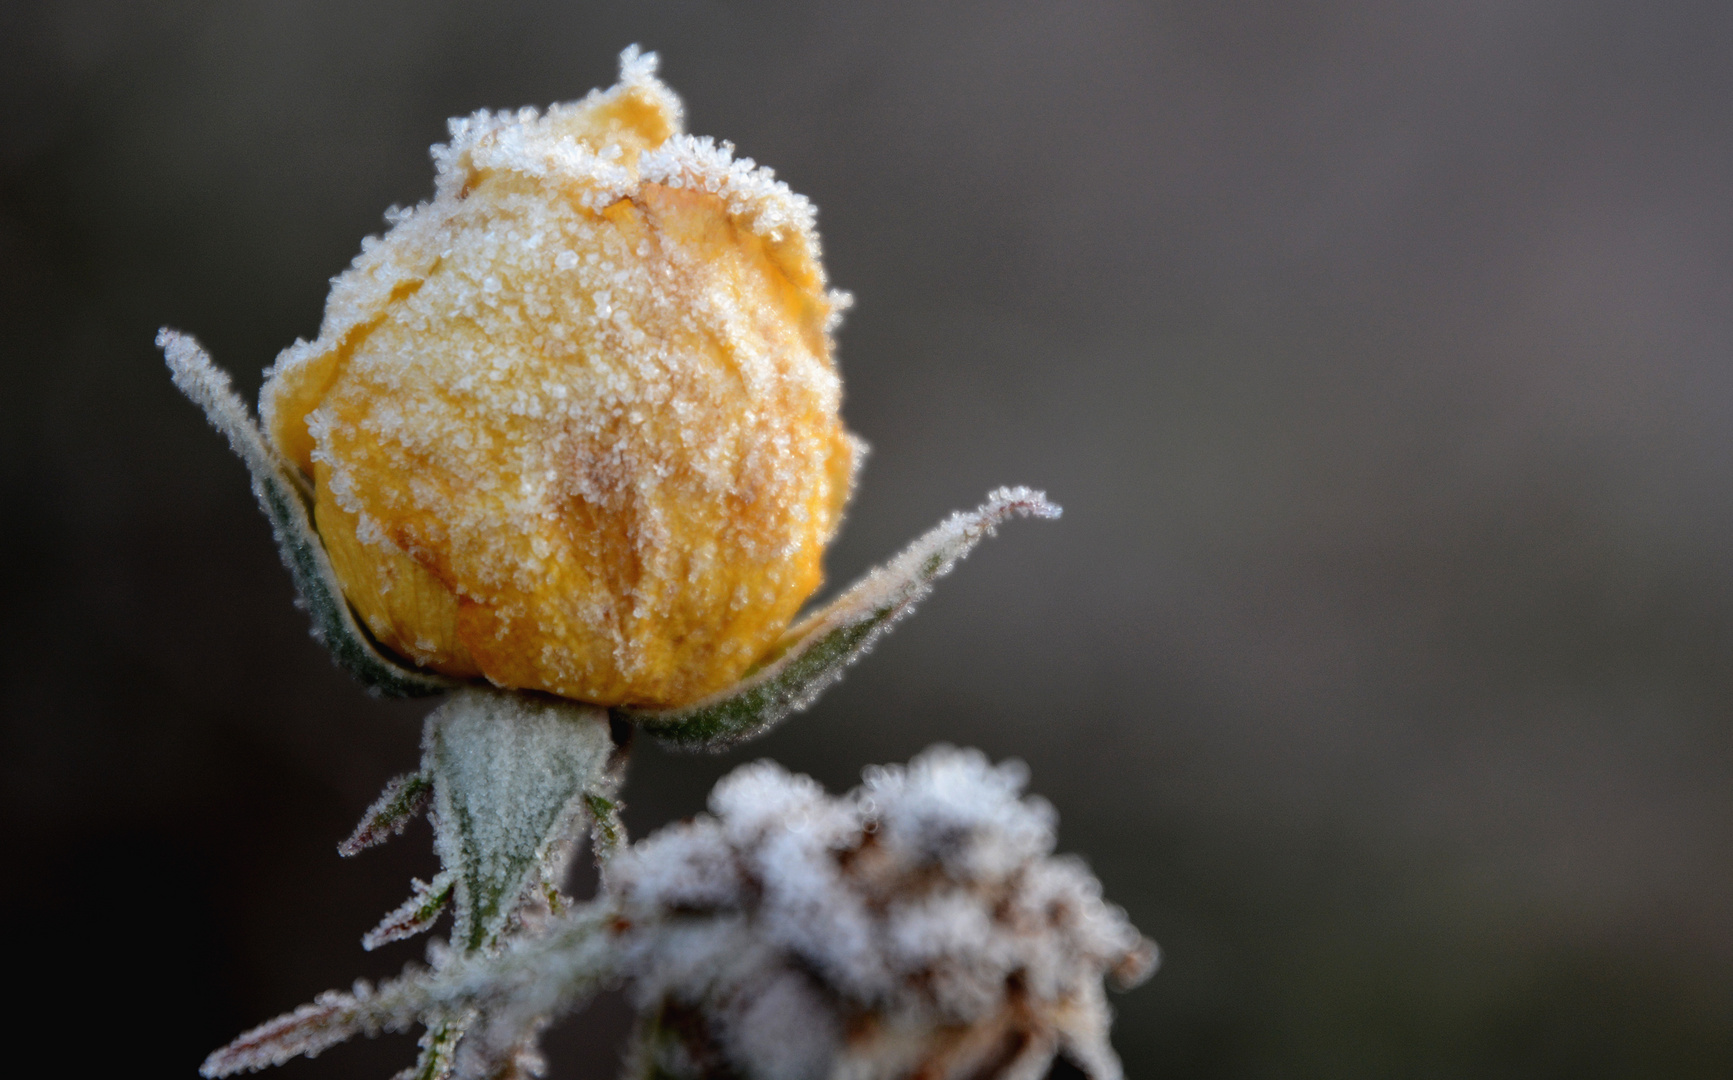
(5, 1, 1732, 1076)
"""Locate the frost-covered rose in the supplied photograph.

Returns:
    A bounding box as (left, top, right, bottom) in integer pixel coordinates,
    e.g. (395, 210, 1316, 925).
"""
(261, 49, 861, 706)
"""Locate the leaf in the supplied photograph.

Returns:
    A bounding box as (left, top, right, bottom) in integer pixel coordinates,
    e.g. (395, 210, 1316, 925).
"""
(585, 793, 628, 876)
(424, 689, 619, 951)
(200, 980, 416, 1078)
(341, 771, 434, 856)
(200, 991, 365, 1076)
(158, 328, 457, 699)
(364, 872, 456, 951)
(618, 487, 1061, 751)
(394, 1017, 467, 1080)
(200, 964, 475, 1079)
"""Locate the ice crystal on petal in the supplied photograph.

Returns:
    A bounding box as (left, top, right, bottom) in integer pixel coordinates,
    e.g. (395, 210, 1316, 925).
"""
(638, 133, 819, 250)
(259, 46, 855, 706)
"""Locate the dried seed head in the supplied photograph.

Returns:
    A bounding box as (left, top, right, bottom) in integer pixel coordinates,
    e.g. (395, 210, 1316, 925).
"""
(609, 747, 1157, 1080)
(261, 48, 861, 706)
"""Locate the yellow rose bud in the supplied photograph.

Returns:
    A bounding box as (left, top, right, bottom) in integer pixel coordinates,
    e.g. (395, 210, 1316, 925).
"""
(259, 49, 861, 707)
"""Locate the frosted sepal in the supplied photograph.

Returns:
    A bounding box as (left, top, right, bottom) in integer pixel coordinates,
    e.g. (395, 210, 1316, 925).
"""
(399, 1017, 466, 1080)
(364, 872, 456, 951)
(158, 328, 457, 699)
(423, 688, 621, 951)
(585, 793, 627, 877)
(341, 770, 434, 856)
(200, 983, 396, 1077)
(618, 487, 1061, 751)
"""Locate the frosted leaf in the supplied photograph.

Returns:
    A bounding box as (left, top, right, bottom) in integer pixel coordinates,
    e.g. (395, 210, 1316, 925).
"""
(340, 770, 433, 856)
(157, 328, 457, 699)
(620, 488, 1061, 751)
(200, 991, 365, 1076)
(205, 906, 620, 1078)
(395, 1020, 464, 1080)
(423, 689, 619, 950)
(201, 978, 424, 1077)
(364, 872, 455, 951)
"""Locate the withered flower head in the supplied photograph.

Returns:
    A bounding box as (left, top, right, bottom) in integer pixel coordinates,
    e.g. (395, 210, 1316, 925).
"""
(608, 747, 1157, 1079)
(260, 48, 861, 707)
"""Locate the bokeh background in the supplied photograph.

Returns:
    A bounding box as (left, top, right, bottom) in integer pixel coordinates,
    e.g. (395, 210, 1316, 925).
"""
(6, 1, 1733, 1076)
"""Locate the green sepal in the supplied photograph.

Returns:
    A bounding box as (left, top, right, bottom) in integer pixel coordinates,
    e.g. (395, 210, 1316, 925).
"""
(362, 871, 456, 951)
(618, 487, 1060, 752)
(423, 688, 621, 952)
(397, 1016, 467, 1080)
(340, 770, 434, 856)
(584, 792, 627, 871)
(158, 328, 457, 699)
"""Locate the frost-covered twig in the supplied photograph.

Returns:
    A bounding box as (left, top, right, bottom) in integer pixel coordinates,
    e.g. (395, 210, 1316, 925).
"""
(206, 747, 1154, 1080)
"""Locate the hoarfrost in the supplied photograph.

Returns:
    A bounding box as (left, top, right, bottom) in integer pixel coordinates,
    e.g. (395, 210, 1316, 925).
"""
(423, 689, 618, 950)
(201, 982, 413, 1077)
(638, 133, 819, 247)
